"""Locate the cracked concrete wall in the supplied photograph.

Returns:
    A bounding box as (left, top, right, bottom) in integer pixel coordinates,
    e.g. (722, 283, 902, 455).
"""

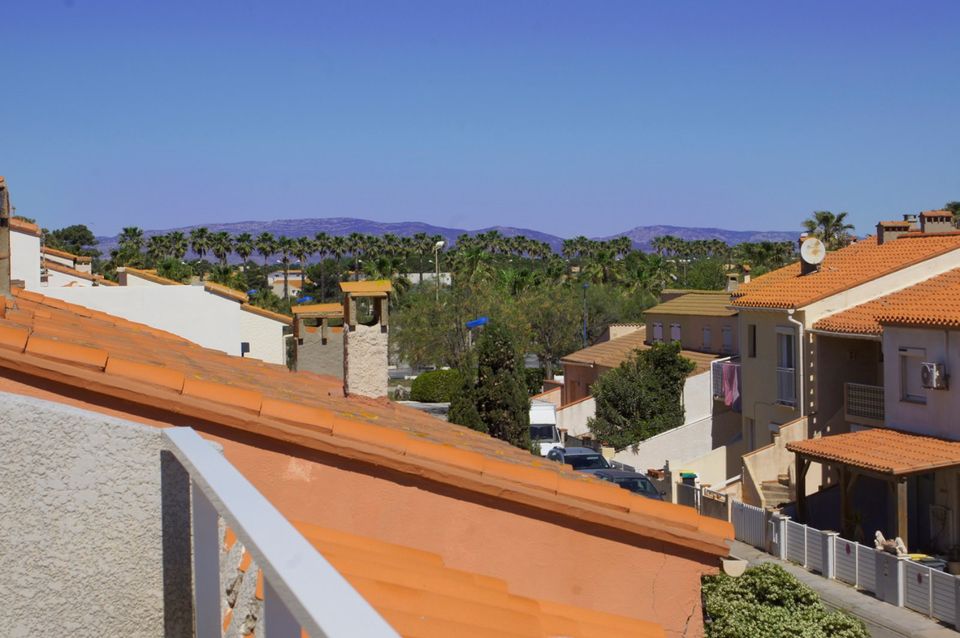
(343, 323, 388, 398)
(0, 391, 192, 638)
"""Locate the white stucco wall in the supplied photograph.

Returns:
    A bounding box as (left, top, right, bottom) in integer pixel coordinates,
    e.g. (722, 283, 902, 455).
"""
(612, 415, 715, 473)
(682, 369, 713, 424)
(239, 308, 287, 365)
(0, 391, 192, 637)
(11, 229, 41, 290)
(44, 253, 73, 268)
(43, 286, 244, 357)
(124, 271, 163, 286)
(45, 268, 94, 288)
(557, 397, 596, 437)
(884, 326, 960, 440)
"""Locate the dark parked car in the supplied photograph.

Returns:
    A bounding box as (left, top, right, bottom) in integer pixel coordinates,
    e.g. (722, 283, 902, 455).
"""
(583, 469, 663, 500)
(546, 446, 611, 471)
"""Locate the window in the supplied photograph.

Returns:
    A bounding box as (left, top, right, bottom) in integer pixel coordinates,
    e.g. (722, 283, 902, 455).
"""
(900, 347, 926, 404)
(670, 323, 681, 342)
(776, 328, 796, 406)
(722, 326, 733, 353)
(652, 322, 663, 342)
(702, 326, 712, 350)
(747, 324, 756, 358)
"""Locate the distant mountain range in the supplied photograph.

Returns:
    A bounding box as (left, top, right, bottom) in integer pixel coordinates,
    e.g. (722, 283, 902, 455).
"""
(94, 218, 796, 257)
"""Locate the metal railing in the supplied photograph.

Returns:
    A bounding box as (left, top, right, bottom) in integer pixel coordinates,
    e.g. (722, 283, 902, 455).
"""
(711, 357, 740, 400)
(845, 382, 885, 424)
(776, 367, 796, 406)
(731, 505, 960, 630)
(163, 427, 399, 638)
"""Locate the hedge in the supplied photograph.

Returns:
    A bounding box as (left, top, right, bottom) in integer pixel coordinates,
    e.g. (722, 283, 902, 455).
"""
(410, 369, 464, 403)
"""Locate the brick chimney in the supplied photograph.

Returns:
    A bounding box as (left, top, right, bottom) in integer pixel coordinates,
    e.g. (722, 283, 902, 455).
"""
(0, 177, 11, 298)
(919, 210, 954, 234)
(341, 280, 393, 398)
(292, 303, 344, 378)
(876, 220, 911, 245)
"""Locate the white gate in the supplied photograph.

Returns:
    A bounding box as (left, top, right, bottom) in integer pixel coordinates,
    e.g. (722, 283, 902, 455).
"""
(731, 500, 766, 549)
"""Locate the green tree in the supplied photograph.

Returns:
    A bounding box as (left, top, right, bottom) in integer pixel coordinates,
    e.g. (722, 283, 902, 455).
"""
(210, 231, 234, 266)
(46, 224, 98, 255)
(155, 257, 194, 283)
(457, 323, 531, 449)
(234, 232, 254, 263)
(523, 285, 581, 379)
(802, 211, 855, 250)
(587, 341, 695, 449)
(255, 232, 275, 268)
(189, 227, 211, 261)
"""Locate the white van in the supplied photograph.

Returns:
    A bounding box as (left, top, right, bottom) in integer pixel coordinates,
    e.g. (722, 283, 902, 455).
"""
(529, 399, 561, 456)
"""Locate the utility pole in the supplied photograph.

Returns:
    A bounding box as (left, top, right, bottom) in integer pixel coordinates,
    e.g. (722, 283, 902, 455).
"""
(0, 176, 11, 298)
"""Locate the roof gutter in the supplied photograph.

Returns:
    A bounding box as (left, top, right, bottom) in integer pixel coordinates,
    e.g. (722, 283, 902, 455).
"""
(807, 328, 881, 341)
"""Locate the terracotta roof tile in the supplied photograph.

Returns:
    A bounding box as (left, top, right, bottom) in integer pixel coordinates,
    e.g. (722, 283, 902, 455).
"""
(877, 221, 911, 228)
(732, 234, 960, 309)
(787, 428, 960, 476)
(340, 280, 393, 295)
(813, 268, 960, 335)
(0, 286, 731, 558)
(290, 521, 666, 638)
(561, 328, 718, 375)
(291, 303, 343, 316)
(10, 218, 40, 236)
(44, 259, 112, 285)
(204, 281, 249, 303)
(43, 246, 93, 262)
(240, 303, 292, 325)
(120, 266, 184, 286)
(644, 292, 737, 317)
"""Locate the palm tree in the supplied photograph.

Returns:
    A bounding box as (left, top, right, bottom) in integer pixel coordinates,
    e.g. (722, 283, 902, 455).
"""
(293, 236, 315, 276)
(275, 236, 294, 299)
(802, 211, 855, 250)
(189, 227, 211, 262)
(329, 235, 346, 283)
(314, 232, 331, 300)
(210, 231, 233, 266)
(166, 232, 188, 260)
(255, 232, 275, 268)
(146, 235, 169, 264)
(118, 226, 145, 254)
(234, 233, 254, 264)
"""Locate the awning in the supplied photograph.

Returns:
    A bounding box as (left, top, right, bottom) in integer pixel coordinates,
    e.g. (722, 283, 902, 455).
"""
(787, 428, 960, 477)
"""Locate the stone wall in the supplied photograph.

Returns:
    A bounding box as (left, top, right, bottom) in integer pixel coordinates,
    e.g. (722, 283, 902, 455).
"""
(0, 391, 192, 637)
(344, 322, 388, 397)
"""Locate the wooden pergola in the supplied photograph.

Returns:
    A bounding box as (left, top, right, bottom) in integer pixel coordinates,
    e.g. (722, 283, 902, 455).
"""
(788, 428, 960, 549)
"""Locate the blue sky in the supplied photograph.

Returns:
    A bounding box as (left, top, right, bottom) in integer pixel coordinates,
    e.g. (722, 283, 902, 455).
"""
(2, 1, 959, 237)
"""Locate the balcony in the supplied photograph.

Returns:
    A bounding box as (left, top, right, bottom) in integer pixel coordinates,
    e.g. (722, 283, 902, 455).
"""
(711, 357, 741, 400)
(776, 367, 796, 406)
(844, 382, 885, 426)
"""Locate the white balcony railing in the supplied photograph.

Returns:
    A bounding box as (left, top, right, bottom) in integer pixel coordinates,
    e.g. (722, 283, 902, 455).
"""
(776, 367, 796, 406)
(163, 427, 398, 638)
(845, 382, 884, 424)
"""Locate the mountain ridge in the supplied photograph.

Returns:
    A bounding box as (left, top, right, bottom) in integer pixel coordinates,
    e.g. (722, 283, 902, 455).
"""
(93, 217, 797, 256)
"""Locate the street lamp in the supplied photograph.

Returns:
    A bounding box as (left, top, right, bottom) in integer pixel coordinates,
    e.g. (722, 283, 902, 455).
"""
(434, 240, 445, 301)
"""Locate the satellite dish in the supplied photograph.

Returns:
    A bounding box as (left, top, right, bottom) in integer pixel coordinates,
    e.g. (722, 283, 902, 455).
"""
(800, 237, 826, 266)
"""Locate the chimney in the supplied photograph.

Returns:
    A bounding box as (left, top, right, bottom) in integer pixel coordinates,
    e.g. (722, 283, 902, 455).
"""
(341, 280, 393, 398)
(0, 177, 11, 298)
(292, 303, 344, 378)
(919, 210, 954, 235)
(798, 234, 819, 275)
(902, 213, 920, 231)
(876, 220, 911, 245)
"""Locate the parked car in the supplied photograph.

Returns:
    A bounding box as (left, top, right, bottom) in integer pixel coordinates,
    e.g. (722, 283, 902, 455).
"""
(583, 469, 663, 500)
(546, 447, 611, 471)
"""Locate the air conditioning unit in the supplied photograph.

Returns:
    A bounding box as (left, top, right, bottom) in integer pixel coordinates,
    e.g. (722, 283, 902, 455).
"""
(921, 362, 947, 390)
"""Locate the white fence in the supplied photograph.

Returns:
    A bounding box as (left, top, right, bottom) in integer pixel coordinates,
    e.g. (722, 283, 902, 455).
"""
(163, 427, 398, 638)
(731, 504, 960, 631)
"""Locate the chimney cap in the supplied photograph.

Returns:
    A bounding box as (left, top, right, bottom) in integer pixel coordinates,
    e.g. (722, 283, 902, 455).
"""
(339, 280, 393, 296)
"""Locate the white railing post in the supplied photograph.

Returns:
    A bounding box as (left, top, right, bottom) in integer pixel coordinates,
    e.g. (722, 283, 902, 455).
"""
(821, 531, 838, 579)
(264, 577, 300, 638)
(191, 481, 221, 638)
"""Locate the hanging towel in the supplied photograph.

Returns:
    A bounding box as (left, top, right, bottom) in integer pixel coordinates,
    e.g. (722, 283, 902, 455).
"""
(722, 363, 740, 408)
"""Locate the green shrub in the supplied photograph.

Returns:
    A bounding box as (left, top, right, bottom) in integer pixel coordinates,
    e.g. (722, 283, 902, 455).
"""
(702, 563, 868, 638)
(410, 369, 464, 402)
(524, 367, 545, 395)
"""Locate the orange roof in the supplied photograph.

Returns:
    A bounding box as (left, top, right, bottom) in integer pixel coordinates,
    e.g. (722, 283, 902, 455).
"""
(731, 234, 960, 309)
(813, 268, 960, 335)
(10, 218, 40, 236)
(288, 522, 665, 637)
(292, 302, 343, 317)
(43, 246, 92, 262)
(921, 209, 952, 219)
(240, 303, 292, 325)
(122, 266, 184, 286)
(0, 287, 731, 558)
(787, 428, 960, 476)
(340, 280, 393, 295)
(561, 328, 719, 376)
(877, 221, 911, 229)
(44, 260, 116, 286)
(203, 281, 249, 303)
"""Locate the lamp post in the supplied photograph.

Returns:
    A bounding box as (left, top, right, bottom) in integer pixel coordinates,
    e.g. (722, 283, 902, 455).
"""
(434, 240, 445, 302)
(581, 282, 589, 348)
